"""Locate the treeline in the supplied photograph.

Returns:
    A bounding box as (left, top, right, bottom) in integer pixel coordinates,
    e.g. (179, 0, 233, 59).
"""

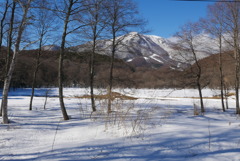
(0, 49, 184, 88)
(0, 48, 236, 90)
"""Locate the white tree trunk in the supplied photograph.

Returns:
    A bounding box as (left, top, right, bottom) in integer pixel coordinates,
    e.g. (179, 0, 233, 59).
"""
(1, 51, 17, 123)
(1, 0, 32, 124)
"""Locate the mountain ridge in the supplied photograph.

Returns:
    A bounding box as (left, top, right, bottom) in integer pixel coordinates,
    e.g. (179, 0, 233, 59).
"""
(71, 32, 181, 69)
(45, 32, 217, 69)
(70, 32, 217, 69)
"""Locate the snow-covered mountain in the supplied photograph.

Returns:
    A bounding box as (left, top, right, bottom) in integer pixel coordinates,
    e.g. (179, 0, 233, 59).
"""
(72, 32, 216, 69)
(41, 45, 60, 51)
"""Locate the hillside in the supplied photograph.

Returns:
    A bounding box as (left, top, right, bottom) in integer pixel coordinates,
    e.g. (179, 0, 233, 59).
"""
(0, 32, 235, 89)
(195, 51, 235, 88)
(0, 49, 186, 88)
(10, 50, 133, 88)
(0, 48, 235, 89)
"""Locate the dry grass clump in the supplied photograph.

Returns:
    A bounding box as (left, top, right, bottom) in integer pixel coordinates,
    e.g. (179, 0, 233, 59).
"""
(76, 92, 137, 100)
(210, 92, 235, 99)
(225, 92, 235, 97)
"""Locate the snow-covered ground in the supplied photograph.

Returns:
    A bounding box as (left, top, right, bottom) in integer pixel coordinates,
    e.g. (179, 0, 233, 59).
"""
(0, 88, 239, 161)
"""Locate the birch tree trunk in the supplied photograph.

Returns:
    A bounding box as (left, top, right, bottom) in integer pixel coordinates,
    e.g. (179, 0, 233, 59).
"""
(84, 0, 107, 112)
(107, 32, 116, 113)
(104, 0, 144, 113)
(191, 44, 205, 113)
(0, 0, 14, 117)
(29, 35, 42, 111)
(218, 36, 225, 112)
(89, 44, 96, 112)
(1, 0, 33, 124)
(57, 0, 76, 120)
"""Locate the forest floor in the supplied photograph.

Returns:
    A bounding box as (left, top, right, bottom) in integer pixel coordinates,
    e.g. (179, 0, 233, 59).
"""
(0, 88, 239, 161)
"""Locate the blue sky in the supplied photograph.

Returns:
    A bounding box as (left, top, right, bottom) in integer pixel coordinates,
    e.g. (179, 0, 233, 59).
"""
(134, 0, 215, 38)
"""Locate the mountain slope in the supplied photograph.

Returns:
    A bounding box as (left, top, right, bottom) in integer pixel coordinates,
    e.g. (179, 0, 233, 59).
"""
(72, 32, 217, 69)
(71, 32, 177, 68)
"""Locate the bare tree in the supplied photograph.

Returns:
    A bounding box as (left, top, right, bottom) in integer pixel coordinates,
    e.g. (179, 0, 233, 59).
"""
(57, 0, 74, 120)
(55, 0, 85, 120)
(192, 1, 240, 115)
(202, 2, 227, 112)
(0, 0, 10, 54)
(1, 0, 34, 124)
(80, 0, 107, 112)
(29, 0, 55, 111)
(104, 0, 145, 113)
(175, 22, 205, 113)
(0, 0, 16, 117)
(5, 1, 16, 76)
(223, 1, 240, 114)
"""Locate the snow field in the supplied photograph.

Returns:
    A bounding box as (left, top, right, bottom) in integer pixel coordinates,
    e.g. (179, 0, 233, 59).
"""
(0, 88, 239, 160)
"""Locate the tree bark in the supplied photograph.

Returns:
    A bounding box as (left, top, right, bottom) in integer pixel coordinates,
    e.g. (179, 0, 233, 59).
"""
(234, 30, 240, 114)
(89, 21, 97, 112)
(1, 0, 31, 124)
(197, 79, 204, 113)
(0, 0, 13, 117)
(191, 43, 205, 113)
(235, 60, 240, 114)
(224, 83, 229, 109)
(107, 32, 116, 113)
(218, 36, 225, 112)
(89, 49, 96, 112)
(29, 34, 42, 111)
(87, 0, 103, 112)
(57, 0, 76, 120)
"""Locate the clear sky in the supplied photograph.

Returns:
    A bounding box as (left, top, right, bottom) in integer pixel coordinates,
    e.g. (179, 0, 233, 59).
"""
(134, 0, 215, 38)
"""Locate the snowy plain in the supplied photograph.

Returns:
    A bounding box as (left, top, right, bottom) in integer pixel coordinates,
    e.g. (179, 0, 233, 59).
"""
(0, 88, 240, 161)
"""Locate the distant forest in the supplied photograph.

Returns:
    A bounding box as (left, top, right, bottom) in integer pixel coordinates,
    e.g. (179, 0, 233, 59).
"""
(0, 49, 236, 89)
